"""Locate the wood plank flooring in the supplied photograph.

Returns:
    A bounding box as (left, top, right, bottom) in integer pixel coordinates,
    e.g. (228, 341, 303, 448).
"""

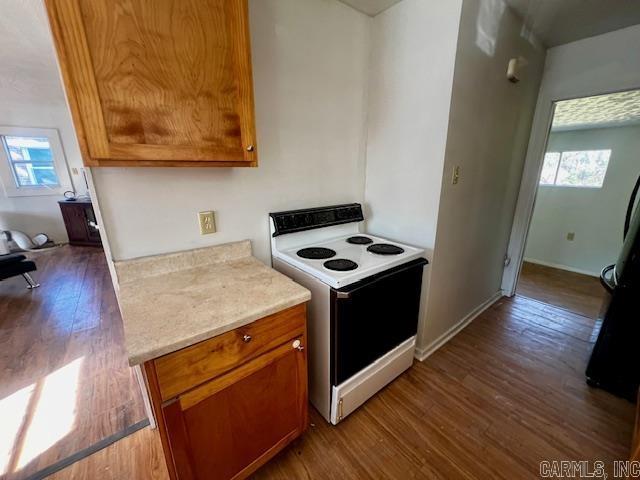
(51, 295, 634, 479)
(517, 261, 607, 318)
(0, 246, 146, 480)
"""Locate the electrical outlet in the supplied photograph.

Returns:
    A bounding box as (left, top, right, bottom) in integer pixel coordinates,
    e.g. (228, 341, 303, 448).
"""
(452, 166, 460, 185)
(567, 232, 575, 241)
(198, 211, 216, 235)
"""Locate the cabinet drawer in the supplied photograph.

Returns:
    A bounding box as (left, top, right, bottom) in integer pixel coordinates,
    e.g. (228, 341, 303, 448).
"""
(154, 303, 306, 401)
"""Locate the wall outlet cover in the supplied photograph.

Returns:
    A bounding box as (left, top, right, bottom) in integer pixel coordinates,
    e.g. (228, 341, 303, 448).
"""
(198, 211, 216, 235)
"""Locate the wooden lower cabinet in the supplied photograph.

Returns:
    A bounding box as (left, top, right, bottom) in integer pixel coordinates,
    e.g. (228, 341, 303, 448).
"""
(144, 304, 308, 480)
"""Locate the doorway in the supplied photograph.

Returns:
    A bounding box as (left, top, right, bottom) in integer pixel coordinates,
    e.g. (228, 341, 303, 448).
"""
(510, 89, 640, 319)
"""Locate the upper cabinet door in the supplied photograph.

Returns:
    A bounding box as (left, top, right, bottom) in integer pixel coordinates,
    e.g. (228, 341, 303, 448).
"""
(45, 0, 257, 167)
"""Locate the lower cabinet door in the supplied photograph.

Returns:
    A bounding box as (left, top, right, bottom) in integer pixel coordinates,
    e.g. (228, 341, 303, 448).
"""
(162, 338, 308, 480)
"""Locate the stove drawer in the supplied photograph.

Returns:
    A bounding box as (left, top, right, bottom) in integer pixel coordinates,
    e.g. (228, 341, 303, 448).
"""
(154, 303, 306, 401)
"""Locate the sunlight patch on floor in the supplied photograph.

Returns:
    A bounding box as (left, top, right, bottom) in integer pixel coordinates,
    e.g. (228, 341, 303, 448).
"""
(16, 357, 83, 470)
(0, 384, 35, 475)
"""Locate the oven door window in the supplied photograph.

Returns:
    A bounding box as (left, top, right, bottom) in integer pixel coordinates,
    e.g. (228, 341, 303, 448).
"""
(330, 258, 427, 385)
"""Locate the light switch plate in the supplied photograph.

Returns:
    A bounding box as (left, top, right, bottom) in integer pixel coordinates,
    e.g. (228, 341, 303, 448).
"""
(452, 166, 460, 185)
(567, 232, 575, 241)
(198, 211, 216, 235)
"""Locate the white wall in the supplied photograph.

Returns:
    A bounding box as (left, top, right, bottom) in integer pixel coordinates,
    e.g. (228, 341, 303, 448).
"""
(0, 0, 87, 242)
(90, 0, 371, 263)
(418, 0, 546, 356)
(362, 0, 463, 355)
(364, 0, 462, 251)
(503, 24, 640, 294)
(524, 125, 640, 275)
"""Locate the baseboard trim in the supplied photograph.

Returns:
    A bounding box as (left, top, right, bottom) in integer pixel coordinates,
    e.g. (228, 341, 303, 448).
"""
(414, 291, 503, 362)
(523, 258, 599, 277)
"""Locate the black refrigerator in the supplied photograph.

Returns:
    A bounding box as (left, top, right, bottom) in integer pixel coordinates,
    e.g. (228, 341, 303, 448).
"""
(586, 173, 640, 401)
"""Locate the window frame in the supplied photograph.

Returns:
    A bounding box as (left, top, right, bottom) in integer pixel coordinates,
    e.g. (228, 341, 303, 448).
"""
(539, 149, 611, 189)
(0, 126, 72, 197)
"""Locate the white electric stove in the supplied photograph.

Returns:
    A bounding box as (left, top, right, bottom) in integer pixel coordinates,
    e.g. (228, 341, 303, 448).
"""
(273, 232, 424, 289)
(269, 204, 428, 424)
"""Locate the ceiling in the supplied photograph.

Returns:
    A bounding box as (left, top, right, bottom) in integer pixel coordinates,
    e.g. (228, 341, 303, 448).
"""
(337, 0, 403, 16)
(505, 0, 640, 47)
(552, 90, 640, 131)
(339, 0, 640, 47)
(0, 0, 64, 105)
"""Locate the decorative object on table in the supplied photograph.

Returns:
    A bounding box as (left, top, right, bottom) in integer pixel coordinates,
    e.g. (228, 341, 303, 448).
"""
(63, 190, 77, 201)
(1, 230, 58, 252)
(58, 198, 102, 247)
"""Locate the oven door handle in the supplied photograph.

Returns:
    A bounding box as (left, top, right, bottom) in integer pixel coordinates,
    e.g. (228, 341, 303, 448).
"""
(334, 258, 428, 299)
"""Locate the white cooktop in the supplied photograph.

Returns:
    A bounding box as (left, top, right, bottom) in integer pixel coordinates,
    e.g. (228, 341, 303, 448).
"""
(273, 233, 425, 289)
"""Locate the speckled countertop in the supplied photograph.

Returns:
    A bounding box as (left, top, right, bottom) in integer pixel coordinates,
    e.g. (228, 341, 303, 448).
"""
(115, 240, 311, 366)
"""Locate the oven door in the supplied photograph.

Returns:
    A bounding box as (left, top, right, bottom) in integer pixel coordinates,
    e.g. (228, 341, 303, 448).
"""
(330, 258, 428, 385)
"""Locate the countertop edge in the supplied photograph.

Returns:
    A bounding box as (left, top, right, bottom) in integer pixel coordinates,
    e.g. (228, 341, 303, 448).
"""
(126, 292, 311, 366)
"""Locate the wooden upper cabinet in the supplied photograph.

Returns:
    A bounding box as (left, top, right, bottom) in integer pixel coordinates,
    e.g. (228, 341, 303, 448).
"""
(45, 0, 257, 167)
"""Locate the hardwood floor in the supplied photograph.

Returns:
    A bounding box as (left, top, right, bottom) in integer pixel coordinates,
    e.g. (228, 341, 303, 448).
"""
(517, 261, 607, 318)
(0, 246, 146, 480)
(50, 295, 634, 479)
(47, 427, 168, 480)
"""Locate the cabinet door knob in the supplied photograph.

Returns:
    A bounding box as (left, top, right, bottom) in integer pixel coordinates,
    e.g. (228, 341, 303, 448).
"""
(243, 334, 252, 343)
(292, 339, 304, 351)
(246, 145, 254, 152)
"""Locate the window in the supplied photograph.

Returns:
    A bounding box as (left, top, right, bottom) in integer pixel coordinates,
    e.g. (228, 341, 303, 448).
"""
(4, 136, 60, 187)
(0, 127, 71, 197)
(539, 149, 611, 188)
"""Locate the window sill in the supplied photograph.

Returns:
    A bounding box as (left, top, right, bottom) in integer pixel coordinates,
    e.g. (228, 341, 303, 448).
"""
(2, 185, 70, 198)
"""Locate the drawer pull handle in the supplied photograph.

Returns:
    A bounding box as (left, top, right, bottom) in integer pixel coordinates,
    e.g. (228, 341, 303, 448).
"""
(292, 339, 304, 351)
(242, 334, 252, 343)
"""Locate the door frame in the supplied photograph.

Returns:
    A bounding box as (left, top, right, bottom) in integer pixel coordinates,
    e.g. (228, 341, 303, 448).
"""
(501, 83, 640, 296)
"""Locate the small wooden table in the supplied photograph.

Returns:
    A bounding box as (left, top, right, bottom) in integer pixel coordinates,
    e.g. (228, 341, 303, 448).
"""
(58, 199, 102, 247)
